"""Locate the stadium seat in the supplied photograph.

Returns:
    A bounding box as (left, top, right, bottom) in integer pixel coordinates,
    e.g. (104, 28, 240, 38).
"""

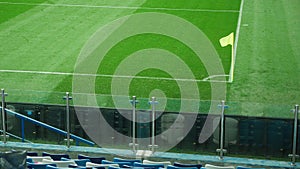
(27, 156, 52, 163)
(67, 164, 90, 168)
(133, 162, 164, 169)
(26, 158, 34, 163)
(236, 166, 266, 169)
(45, 165, 59, 169)
(102, 159, 132, 167)
(61, 157, 90, 166)
(108, 166, 121, 169)
(42, 158, 77, 167)
(27, 163, 56, 169)
(204, 164, 234, 169)
(42, 152, 70, 160)
(46, 165, 88, 169)
(142, 159, 171, 167)
(86, 161, 118, 168)
(78, 154, 105, 164)
(113, 157, 141, 166)
(173, 162, 202, 169)
(167, 165, 198, 169)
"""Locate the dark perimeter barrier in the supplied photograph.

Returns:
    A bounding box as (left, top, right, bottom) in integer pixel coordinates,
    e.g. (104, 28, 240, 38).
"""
(1, 89, 300, 167)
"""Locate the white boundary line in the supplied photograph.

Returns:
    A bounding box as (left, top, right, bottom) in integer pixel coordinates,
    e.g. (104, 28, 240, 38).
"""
(230, 0, 245, 82)
(202, 74, 229, 81)
(0, 2, 239, 13)
(0, 69, 228, 83)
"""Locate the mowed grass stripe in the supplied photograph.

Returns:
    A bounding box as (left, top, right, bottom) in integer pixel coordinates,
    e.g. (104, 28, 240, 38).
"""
(0, 0, 47, 23)
(0, 0, 145, 101)
(0, 2, 239, 74)
(227, 0, 300, 118)
(0, 0, 240, 113)
(138, 0, 241, 10)
(0, 1, 239, 13)
(0, 1, 145, 72)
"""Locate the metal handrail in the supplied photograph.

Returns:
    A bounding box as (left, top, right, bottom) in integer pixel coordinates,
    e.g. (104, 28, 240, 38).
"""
(0, 130, 32, 143)
(0, 106, 94, 146)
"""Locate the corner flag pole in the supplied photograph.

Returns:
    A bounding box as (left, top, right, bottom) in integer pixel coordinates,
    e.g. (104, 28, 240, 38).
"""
(219, 32, 234, 83)
(229, 42, 234, 83)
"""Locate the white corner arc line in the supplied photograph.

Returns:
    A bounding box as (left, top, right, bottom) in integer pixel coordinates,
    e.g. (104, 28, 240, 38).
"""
(202, 74, 230, 81)
(0, 69, 228, 83)
(0, 2, 239, 13)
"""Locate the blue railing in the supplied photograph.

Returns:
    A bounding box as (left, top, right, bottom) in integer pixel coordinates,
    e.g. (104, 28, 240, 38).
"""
(0, 106, 94, 147)
(0, 129, 32, 143)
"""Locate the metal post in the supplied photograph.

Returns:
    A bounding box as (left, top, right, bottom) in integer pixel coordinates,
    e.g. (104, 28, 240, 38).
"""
(289, 104, 299, 166)
(63, 92, 72, 148)
(149, 97, 158, 153)
(21, 118, 25, 142)
(1, 89, 8, 143)
(129, 96, 138, 153)
(216, 100, 228, 159)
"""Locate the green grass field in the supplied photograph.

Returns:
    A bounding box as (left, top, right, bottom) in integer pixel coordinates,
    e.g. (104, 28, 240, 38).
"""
(0, 0, 299, 118)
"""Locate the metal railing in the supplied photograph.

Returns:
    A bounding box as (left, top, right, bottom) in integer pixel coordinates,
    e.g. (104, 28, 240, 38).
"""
(1, 88, 299, 166)
(0, 89, 94, 147)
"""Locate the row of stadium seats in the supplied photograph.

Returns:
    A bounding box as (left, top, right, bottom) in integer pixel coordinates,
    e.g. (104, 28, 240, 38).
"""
(25, 151, 265, 169)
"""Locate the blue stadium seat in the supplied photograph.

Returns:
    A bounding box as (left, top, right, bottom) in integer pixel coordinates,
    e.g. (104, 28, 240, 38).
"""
(173, 162, 202, 169)
(78, 154, 105, 164)
(133, 162, 164, 169)
(61, 157, 90, 166)
(42, 152, 70, 160)
(204, 164, 234, 169)
(102, 159, 132, 167)
(26, 158, 34, 163)
(45, 165, 59, 169)
(167, 165, 198, 169)
(236, 166, 265, 169)
(113, 157, 141, 166)
(27, 163, 56, 169)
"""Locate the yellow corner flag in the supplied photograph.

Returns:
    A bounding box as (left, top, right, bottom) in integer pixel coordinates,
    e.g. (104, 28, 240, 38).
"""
(220, 32, 235, 82)
(219, 32, 234, 47)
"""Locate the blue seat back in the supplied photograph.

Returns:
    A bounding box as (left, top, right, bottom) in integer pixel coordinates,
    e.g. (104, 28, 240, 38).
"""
(173, 162, 202, 169)
(27, 163, 56, 169)
(78, 154, 105, 164)
(236, 166, 266, 169)
(133, 162, 164, 169)
(61, 157, 90, 166)
(102, 160, 132, 167)
(167, 165, 198, 169)
(45, 165, 59, 169)
(113, 157, 141, 166)
(42, 152, 70, 160)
